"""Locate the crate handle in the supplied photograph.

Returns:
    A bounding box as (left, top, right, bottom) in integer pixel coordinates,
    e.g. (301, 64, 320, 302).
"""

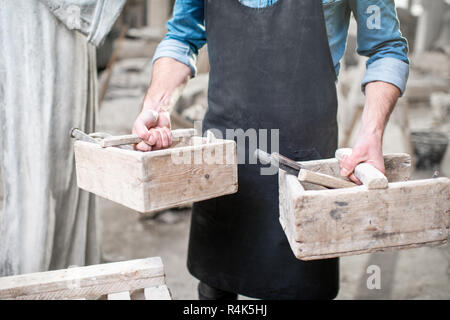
(98, 128, 197, 148)
(335, 148, 388, 189)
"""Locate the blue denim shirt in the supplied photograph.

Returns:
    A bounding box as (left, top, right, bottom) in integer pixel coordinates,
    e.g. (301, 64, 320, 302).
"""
(153, 0, 409, 94)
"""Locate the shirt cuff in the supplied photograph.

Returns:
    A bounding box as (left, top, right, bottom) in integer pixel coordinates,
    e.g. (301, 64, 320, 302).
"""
(361, 57, 410, 96)
(152, 39, 198, 77)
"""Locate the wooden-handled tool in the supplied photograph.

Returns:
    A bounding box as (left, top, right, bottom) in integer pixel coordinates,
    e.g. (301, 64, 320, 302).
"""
(98, 131, 195, 148)
(71, 128, 197, 148)
(255, 149, 357, 189)
(335, 148, 388, 189)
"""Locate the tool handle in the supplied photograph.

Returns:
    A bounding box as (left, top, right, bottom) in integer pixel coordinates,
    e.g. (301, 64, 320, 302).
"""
(100, 128, 198, 148)
(255, 149, 357, 189)
(271, 151, 357, 188)
(298, 169, 357, 189)
(100, 134, 141, 147)
(335, 148, 388, 189)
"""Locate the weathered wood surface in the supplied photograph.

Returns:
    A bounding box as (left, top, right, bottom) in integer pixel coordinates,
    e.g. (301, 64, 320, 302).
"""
(335, 148, 388, 189)
(279, 154, 449, 260)
(74, 132, 238, 213)
(0, 257, 165, 300)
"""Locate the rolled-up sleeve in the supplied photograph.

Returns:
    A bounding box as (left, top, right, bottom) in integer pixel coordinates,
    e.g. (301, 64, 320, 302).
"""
(361, 56, 409, 94)
(153, 0, 206, 77)
(350, 0, 410, 95)
(153, 38, 199, 77)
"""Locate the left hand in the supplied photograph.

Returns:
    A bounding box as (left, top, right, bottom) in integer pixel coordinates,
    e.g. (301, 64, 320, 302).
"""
(338, 129, 385, 184)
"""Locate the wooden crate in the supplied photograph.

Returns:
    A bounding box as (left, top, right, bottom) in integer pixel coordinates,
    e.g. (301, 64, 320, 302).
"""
(0, 257, 171, 300)
(279, 154, 450, 260)
(74, 130, 238, 213)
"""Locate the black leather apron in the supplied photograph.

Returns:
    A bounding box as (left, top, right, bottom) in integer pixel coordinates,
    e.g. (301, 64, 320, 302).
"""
(188, 0, 339, 299)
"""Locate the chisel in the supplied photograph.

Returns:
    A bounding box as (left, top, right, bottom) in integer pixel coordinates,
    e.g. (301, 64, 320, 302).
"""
(255, 149, 357, 189)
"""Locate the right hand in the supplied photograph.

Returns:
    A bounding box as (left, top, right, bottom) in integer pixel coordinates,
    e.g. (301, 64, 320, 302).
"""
(132, 57, 191, 151)
(133, 107, 172, 152)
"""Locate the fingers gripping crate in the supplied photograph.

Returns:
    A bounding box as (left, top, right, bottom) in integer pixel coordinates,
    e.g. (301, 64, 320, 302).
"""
(279, 153, 450, 260)
(73, 129, 238, 213)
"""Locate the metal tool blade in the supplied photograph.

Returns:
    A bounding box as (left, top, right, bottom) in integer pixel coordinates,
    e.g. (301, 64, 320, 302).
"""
(254, 149, 300, 176)
(70, 128, 99, 144)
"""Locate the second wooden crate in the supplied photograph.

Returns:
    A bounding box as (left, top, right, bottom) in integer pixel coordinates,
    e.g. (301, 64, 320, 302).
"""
(279, 153, 449, 260)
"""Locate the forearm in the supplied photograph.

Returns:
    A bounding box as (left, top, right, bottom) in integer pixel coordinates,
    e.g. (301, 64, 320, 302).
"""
(360, 81, 401, 138)
(143, 57, 191, 112)
(134, 0, 204, 152)
(133, 57, 190, 151)
(340, 81, 401, 180)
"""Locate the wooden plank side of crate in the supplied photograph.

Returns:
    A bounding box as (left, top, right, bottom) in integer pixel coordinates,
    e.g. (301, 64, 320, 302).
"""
(294, 239, 447, 261)
(140, 140, 238, 212)
(288, 178, 449, 260)
(75, 138, 238, 213)
(0, 257, 165, 300)
(279, 154, 413, 260)
(279, 171, 305, 260)
(74, 141, 147, 212)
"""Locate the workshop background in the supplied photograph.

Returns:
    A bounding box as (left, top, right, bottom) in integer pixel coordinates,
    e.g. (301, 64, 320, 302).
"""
(1, 0, 449, 299)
